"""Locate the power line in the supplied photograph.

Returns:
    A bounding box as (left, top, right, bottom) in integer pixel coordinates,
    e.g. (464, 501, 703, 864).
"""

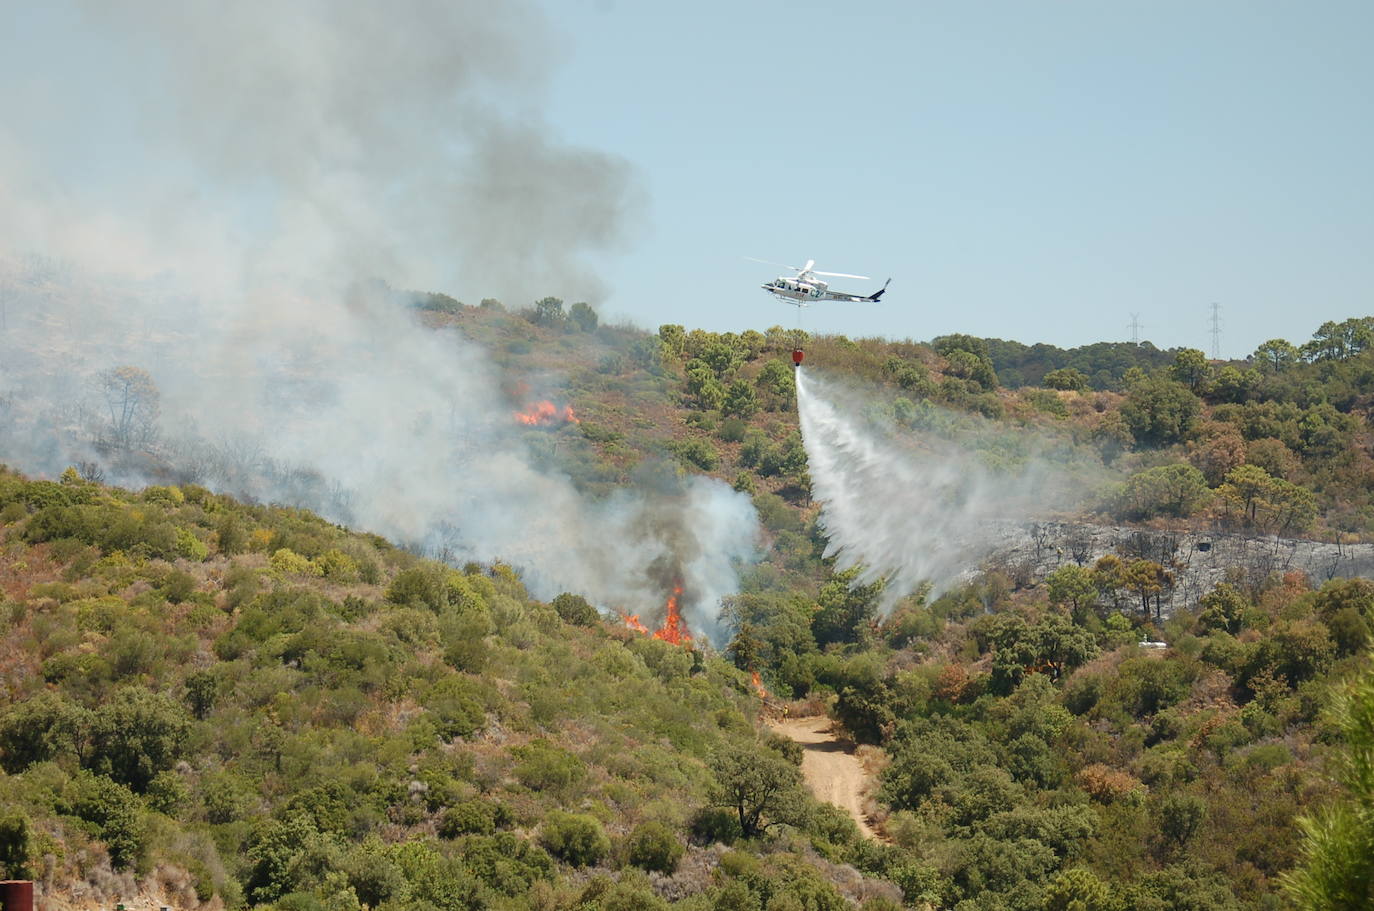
(1127, 313, 1142, 346)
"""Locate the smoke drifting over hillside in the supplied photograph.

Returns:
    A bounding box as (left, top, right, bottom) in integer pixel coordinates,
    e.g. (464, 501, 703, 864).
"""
(796, 369, 1087, 607)
(0, 2, 755, 637)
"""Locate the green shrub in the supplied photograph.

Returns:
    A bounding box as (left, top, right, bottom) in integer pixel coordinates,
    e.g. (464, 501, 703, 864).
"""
(538, 811, 609, 867)
(551, 592, 600, 626)
(313, 548, 360, 581)
(88, 686, 192, 792)
(387, 564, 449, 611)
(175, 528, 209, 561)
(143, 485, 185, 506)
(458, 832, 554, 894)
(60, 771, 146, 869)
(668, 437, 719, 471)
(425, 676, 486, 740)
(0, 813, 34, 879)
(270, 548, 321, 576)
(439, 801, 496, 838)
(624, 820, 684, 873)
(513, 740, 585, 793)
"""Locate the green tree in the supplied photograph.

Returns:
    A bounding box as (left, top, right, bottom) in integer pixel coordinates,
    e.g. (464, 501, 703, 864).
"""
(1217, 463, 1275, 525)
(1043, 867, 1115, 911)
(1284, 659, 1374, 909)
(943, 349, 999, 391)
(1045, 565, 1098, 619)
(531, 296, 566, 327)
(386, 563, 449, 611)
(88, 687, 191, 793)
(686, 363, 726, 411)
(709, 741, 807, 837)
(658, 323, 686, 357)
(245, 813, 325, 903)
(722, 379, 760, 419)
(1170, 348, 1213, 392)
(1107, 463, 1210, 520)
(0, 813, 33, 879)
(1042, 367, 1089, 391)
(568, 301, 599, 332)
(551, 592, 599, 626)
(990, 613, 1098, 691)
(726, 621, 763, 672)
(1210, 365, 1258, 404)
(185, 670, 217, 720)
(1120, 376, 1201, 445)
(756, 359, 796, 409)
(0, 690, 92, 772)
(812, 569, 884, 646)
(1198, 583, 1249, 635)
(62, 771, 146, 869)
(1254, 338, 1299, 373)
(539, 811, 609, 867)
(1156, 793, 1207, 852)
(624, 821, 684, 874)
(1124, 559, 1173, 617)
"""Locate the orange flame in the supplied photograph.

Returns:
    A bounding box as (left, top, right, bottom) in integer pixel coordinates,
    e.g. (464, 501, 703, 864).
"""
(751, 669, 768, 699)
(651, 585, 691, 647)
(515, 401, 579, 426)
(619, 586, 694, 648)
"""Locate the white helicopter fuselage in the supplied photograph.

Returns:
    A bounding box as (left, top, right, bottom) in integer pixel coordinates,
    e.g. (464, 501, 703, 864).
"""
(750, 259, 890, 308)
(762, 276, 829, 304)
(762, 273, 889, 307)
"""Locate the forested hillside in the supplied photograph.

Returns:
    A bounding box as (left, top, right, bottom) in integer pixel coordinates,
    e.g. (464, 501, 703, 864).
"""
(0, 470, 906, 910)
(3, 296, 1374, 910)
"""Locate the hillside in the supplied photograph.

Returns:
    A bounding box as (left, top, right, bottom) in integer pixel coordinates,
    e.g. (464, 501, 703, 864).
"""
(4, 295, 1374, 909)
(0, 470, 904, 910)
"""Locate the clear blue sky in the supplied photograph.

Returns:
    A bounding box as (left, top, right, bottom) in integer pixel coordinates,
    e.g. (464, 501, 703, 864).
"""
(3, 1, 1371, 359)
(537, 0, 1374, 357)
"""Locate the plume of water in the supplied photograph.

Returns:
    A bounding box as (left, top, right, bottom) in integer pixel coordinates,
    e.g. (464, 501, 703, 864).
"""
(796, 368, 1088, 607)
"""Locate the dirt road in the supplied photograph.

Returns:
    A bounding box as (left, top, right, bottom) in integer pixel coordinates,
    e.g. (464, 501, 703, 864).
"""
(769, 715, 881, 840)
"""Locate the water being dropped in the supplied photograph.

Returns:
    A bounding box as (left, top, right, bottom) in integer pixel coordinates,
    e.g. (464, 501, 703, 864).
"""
(795, 368, 1082, 608)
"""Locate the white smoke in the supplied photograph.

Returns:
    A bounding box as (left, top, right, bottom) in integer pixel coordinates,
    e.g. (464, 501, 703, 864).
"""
(796, 368, 1091, 607)
(0, 2, 757, 639)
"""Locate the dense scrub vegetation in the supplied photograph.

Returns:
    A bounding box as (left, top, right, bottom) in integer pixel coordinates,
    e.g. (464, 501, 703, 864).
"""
(0, 469, 909, 910)
(6, 301, 1374, 909)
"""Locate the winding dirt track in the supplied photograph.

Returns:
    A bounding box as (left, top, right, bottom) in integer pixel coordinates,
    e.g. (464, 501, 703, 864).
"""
(768, 715, 880, 840)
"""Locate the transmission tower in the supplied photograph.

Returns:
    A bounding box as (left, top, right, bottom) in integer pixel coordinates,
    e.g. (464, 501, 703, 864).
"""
(1209, 302, 1222, 359)
(1127, 313, 1142, 346)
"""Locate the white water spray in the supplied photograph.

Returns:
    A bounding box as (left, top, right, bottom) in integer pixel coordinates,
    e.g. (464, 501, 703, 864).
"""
(796, 368, 1085, 606)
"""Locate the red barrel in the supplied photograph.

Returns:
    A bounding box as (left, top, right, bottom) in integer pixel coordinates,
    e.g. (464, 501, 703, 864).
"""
(791, 348, 804, 366)
(0, 881, 33, 911)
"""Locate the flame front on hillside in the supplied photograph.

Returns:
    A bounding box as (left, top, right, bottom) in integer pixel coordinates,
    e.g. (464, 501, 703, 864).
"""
(515, 401, 578, 426)
(652, 584, 691, 646)
(620, 584, 692, 647)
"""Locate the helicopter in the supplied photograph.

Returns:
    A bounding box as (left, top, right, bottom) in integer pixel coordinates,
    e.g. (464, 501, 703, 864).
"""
(750, 258, 890, 307)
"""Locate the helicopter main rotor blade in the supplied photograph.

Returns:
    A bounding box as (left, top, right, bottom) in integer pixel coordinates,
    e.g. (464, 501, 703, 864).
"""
(812, 271, 870, 280)
(744, 256, 804, 272)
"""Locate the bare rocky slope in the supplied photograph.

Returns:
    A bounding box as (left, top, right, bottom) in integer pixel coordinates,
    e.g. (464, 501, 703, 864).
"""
(979, 520, 1374, 616)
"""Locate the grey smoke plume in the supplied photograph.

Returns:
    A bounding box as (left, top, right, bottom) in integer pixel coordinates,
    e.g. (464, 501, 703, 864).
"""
(0, 2, 756, 639)
(796, 369, 1093, 607)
